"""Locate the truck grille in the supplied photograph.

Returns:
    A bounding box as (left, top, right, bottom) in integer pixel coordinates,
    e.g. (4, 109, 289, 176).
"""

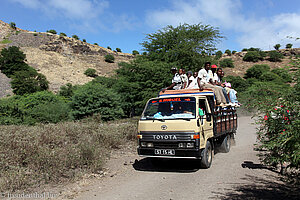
(153, 142, 178, 149)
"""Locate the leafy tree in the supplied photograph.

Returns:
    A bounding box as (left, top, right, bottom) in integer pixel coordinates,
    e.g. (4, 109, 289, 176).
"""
(82, 39, 86, 42)
(84, 68, 97, 77)
(9, 22, 16, 29)
(268, 51, 284, 62)
(225, 49, 231, 56)
(58, 83, 78, 99)
(274, 44, 281, 50)
(259, 72, 284, 83)
(285, 43, 293, 49)
(219, 58, 234, 68)
(0, 46, 28, 77)
(242, 48, 248, 51)
(116, 48, 122, 52)
(46, 29, 57, 34)
(243, 51, 264, 62)
(248, 47, 261, 51)
(142, 52, 147, 56)
(223, 75, 249, 92)
(69, 82, 124, 121)
(107, 46, 112, 50)
(132, 50, 139, 55)
(11, 70, 49, 95)
(72, 35, 79, 40)
(141, 23, 223, 70)
(94, 43, 98, 45)
(244, 64, 270, 79)
(271, 68, 292, 83)
(104, 55, 115, 63)
(232, 50, 237, 54)
(215, 50, 223, 60)
(59, 32, 67, 37)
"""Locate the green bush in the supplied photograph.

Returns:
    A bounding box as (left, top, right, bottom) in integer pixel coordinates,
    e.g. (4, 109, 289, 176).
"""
(59, 32, 67, 37)
(82, 39, 86, 42)
(244, 64, 270, 79)
(107, 46, 112, 50)
(94, 43, 98, 45)
(243, 51, 264, 62)
(116, 48, 122, 52)
(215, 50, 222, 59)
(274, 44, 281, 50)
(286, 43, 293, 49)
(268, 51, 284, 62)
(132, 50, 139, 55)
(72, 35, 79, 40)
(46, 29, 57, 34)
(259, 72, 284, 83)
(58, 83, 78, 100)
(223, 75, 249, 92)
(9, 22, 16, 29)
(219, 58, 234, 68)
(104, 54, 115, 63)
(242, 48, 248, 52)
(84, 68, 97, 77)
(69, 82, 124, 121)
(271, 68, 292, 83)
(248, 47, 260, 51)
(142, 52, 147, 56)
(225, 49, 231, 56)
(11, 70, 49, 95)
(232, 50, 237, 54)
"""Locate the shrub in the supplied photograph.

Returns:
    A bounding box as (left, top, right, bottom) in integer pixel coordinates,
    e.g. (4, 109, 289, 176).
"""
(286, 43, 293, 49)
(268, 51, 284, 62)
(274, 44, 281, 50)
(9, 22, 16, 29)
(94, 43, 98, 45)
(11, 70, 49, 95)
(69, 82, 124, 121)
(242, 48, 248, 51)
(46, 29, 57, 34)
(72, 35, 79, 40)
(104, 54, 115, 63)
(142, 52, 147, 56)
(33, 33, 38, 36)
(248, 47, 260, 51)
(243, 51, 263, 62)
(225, 49, 231, 56)
(58, 83, 78, 99)
(132, 50, 139, 55)
(215, 50, 222, 59)
(59, 32, 67, 37)
(271, 68, 292, 83)
(219, 58, 234, 68)
(259, 72, 284, 83)
(244, 64, 270, 79)
(116, 48, 122, 52)
(107, 46, 112, 50)
(232, 50, 237, 54)
(84, 68, 97, 77)
(223, 75, 249, 92)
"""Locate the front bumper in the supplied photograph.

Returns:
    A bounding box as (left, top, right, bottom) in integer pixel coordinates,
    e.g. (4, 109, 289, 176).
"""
(137, 148, 202, 159)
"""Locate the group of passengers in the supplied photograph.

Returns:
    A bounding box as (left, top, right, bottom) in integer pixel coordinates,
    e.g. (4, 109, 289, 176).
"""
(162, 62, 240, 107)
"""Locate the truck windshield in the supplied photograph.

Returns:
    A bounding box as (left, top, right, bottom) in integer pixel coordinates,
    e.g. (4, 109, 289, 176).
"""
(141, 97, 196, 120)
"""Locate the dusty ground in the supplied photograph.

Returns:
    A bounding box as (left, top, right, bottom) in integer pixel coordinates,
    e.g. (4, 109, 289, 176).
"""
(46, 116, 298, 200)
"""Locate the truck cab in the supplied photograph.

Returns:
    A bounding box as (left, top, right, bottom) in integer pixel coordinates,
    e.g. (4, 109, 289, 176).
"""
(137, 89, 238, 168)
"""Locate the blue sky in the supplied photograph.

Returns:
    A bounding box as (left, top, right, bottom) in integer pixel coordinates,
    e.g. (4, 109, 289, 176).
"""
(1, 0, 300, 53)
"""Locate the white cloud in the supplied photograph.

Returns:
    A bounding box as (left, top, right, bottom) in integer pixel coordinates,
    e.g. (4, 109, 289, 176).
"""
(145, 0, 300, 50)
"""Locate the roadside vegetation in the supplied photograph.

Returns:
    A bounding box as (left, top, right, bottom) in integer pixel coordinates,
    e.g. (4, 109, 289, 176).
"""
(0, 22, 299, 191)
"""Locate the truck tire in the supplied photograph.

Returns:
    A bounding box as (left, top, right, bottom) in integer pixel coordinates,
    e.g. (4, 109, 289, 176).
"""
(200, 140, 212, 169)
(219, 134, 231, 153)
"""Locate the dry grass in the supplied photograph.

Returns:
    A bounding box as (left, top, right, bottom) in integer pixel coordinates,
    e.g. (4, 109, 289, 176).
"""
(0, 117, 138, 192)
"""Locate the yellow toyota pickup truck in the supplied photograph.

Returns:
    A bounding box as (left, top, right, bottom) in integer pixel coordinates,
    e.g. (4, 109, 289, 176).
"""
(137, 89, 238, 168)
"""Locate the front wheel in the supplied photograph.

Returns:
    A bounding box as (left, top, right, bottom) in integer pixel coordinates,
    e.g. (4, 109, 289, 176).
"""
(200, 140, 213, 169)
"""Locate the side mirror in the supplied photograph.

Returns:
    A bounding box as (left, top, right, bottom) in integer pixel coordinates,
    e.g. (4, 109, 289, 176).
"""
(206, 113, 212, 122)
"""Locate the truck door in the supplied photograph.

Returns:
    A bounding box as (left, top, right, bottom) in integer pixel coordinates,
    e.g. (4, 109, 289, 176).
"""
(198, 98, 214, 147)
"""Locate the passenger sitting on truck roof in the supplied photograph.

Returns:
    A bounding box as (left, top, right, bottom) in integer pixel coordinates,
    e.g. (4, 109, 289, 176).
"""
(197, 62, 227, 106)
(209, 65, 230, 104)
(179, 68, 188, 89)
(162, 67, 182, 92)
(187, 71, 193, 87)
(187, 72, 199, 89)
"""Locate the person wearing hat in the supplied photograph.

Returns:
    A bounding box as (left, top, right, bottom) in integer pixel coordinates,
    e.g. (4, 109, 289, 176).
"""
(162, 67, 182, 92)
(197, 62, 227, 106)
(209, 64, 219, 85)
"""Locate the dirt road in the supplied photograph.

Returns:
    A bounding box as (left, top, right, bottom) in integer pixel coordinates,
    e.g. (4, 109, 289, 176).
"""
(74, 116, 298, 200)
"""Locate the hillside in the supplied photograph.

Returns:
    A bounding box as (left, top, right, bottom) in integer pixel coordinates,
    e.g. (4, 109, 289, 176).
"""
(0, 20, 134, 96)
(0, 19, 299, 98)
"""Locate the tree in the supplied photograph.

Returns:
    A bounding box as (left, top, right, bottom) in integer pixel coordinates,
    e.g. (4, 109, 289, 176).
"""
(0, 46, 28, 77)
(116, 48, 122, 52)
(274, 44, 281, 50)
(219, 58, 234, 68)
(59, 32, 67, 37)
(215, 50, 223, 60)
(104, 55, 115, 63)
(82, 39, 86, 42)
(243, 51, 264, 62)
(286, 43, 293, 49)
(132, 50, 139, 55)
(46, 29, 57, 34)
(225, 49, 231, 56)
(244, 64, 270, 79)
(141, 23, 223, 70)
(72, 35, 79, 40)
(268, 51, 284, 62)
(107, 46, 112, 50)
(84, 68, 97, 77)
(9, 22, 16, 29)
(94, 43, 98, 45)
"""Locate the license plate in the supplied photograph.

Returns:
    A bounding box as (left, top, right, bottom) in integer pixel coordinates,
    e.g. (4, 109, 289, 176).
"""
(154, 149, 175, 155)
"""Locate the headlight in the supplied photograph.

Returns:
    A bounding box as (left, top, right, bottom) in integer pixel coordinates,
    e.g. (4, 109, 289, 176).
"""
(141, 142, 147, 147)
(147, 142, 154, 148)
(178, 143, 186, 148)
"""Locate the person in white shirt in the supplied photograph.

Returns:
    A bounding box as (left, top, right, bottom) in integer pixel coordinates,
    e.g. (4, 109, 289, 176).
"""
(187, 72, 199, 89)
(162, 67, 182, 92)
(179, 69, 188, 89)
(197, 62, 227, 106)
